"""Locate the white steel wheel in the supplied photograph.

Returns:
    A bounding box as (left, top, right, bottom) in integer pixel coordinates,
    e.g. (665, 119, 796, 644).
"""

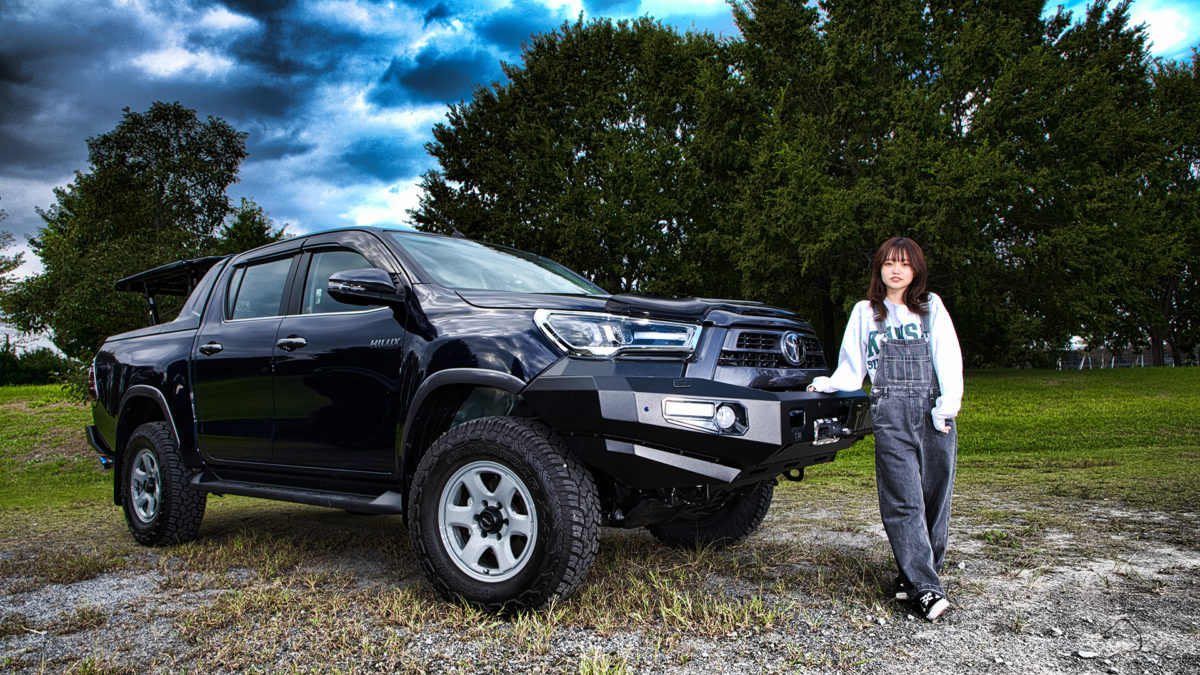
(438, 460, 537, 582)
(408, 416, 600, 612)
(129, 448, 162, 524)
(121, 421, 206, 546)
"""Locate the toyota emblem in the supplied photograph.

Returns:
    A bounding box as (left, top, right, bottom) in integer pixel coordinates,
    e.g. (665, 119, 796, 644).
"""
(781, 332, 804, 366)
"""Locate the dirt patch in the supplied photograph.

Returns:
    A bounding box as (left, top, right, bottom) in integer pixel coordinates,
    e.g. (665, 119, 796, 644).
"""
(2, 401, 94, 465)
(12, 436, 92, 466)
(1, 492, 1197, 674)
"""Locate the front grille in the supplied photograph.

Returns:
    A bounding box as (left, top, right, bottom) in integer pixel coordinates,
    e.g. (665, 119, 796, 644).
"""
(719, 330, 826, 369)
(736, 332, 778, 350)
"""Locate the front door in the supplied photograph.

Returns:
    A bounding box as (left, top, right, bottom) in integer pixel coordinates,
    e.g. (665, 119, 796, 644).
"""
(271, 247, 408, 473)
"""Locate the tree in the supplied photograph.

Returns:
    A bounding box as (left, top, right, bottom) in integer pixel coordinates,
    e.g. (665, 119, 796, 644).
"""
(211, 198, 289, 256)
(0, 338, 73, 386)
(0, 210, 23, 291)
(0, 102, 248, 360)
(971, 1, 1159, 361)
(1106, 50, 1200, 365)
(411, 18, 731, 295)
(728, 0, 1172, 365)
(727, 0, 1046, 359)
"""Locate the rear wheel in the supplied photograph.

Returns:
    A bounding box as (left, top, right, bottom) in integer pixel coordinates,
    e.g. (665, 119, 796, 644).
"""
(408, 417, 599, 612)
(648, 481, 774, 549)
(121, 422, 206, 546)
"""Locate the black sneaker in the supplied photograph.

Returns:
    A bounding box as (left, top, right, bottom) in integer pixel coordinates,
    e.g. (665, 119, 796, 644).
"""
(894, 575, 911, 602)
(911, 590, 949, 621)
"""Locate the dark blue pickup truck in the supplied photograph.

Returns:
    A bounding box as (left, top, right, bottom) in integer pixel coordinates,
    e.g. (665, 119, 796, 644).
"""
(87, 227, 869, 610)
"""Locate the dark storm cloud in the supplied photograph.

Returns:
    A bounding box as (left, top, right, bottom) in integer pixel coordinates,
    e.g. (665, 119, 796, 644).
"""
(0, 9, 151, 124)
(246, 128, 316, 161)
(477, 2, 565, 53)
(396, 0, 455, 11)
(339, 135, 430, 182)
(228, 15, 373, 77)
(423, 3, 453, 25)
(0, 9, 148, 179)
(369, 49, 498, 105)
(220, 0, 300, 22)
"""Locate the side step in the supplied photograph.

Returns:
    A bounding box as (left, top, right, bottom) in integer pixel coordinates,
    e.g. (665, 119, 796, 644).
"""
(191, 474, 405, 514)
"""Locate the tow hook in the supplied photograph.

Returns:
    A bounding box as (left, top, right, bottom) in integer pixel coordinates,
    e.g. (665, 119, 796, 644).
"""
(813, 417, 853, 445)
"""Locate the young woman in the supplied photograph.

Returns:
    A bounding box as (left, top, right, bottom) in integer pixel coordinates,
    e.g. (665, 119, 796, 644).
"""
(808, 237, 963, 621)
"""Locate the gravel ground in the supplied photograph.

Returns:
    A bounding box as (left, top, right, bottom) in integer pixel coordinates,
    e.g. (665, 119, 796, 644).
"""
(2, 491, 1198, 674)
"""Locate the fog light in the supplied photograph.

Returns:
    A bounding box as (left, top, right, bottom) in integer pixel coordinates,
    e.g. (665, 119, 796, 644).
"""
(661, 398, 746, 435)
(715, 404, 738, 430)
(662, 400, 716, 421)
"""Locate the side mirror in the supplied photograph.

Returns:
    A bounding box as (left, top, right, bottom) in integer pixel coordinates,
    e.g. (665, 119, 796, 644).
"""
(327, 268, 406, 305)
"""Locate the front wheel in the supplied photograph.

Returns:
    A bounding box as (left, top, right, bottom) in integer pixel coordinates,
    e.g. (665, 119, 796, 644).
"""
(648, 480, 775, 549)
(121, 422, 206, 546)
(408, 417, 600, 612)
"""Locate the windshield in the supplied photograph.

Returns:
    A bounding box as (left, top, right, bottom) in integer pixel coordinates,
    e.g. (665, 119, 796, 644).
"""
(389, 232, 606, 295)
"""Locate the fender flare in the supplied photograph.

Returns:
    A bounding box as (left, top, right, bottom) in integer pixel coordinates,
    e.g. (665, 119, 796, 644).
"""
(398, 367, 527, 471)
(401, 368, 526, 437)
(117, 385, 183, 451)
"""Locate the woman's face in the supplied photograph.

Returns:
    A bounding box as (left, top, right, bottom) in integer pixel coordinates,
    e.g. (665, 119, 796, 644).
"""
(881, 251, 913, 295)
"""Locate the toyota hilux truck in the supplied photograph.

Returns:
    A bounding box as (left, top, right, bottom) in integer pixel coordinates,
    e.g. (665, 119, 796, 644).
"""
(86, 227, 870, 611)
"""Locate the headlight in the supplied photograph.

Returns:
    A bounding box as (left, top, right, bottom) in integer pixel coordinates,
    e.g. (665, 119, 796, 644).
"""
(534, 309, 701, 358)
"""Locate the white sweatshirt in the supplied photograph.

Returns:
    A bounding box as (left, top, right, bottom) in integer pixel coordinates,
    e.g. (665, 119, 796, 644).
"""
(809, 293, 963, 430)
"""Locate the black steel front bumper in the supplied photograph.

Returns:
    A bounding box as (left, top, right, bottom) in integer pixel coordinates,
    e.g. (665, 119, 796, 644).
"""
(522, 361, 870, 489)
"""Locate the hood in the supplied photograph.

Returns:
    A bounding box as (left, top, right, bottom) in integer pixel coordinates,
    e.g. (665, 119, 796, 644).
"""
(456, 290, 811, 330)
(455, 290, 611, 313)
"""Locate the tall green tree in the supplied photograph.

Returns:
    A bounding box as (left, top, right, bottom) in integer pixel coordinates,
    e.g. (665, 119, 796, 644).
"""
(0, 200, 22, 290)
(211, 198, 289, 256)
(1105, 50, 1200, 365)
(730, 0, 1172, 365)
(973, 1, 1159, 361)
(728, 0, 1046, 359)
(411, 18, 732, 295)
(0, 102, 247, 360)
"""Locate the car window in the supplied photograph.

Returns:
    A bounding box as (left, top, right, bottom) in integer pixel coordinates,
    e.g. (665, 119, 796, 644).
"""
(227, 257, 292, 320)
(302, 249, 377, 314)
(389, 232, 604, 295)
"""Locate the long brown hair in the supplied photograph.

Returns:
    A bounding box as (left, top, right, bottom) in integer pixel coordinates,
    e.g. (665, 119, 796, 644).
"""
(868, 237, 930, 322)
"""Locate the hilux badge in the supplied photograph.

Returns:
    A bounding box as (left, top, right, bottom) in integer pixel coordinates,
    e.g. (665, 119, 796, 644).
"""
(781, 332, 803, 366)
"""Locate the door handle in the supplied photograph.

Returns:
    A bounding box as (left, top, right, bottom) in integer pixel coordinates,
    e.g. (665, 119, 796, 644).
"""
(276, 336, 308, 352)
(198, 342, 223, 356)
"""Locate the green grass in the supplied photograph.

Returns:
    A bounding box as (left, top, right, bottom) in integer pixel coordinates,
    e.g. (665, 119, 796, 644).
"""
(796, 368, 1200, 512)
(0, 384, 107, 511)
(1, 370, 1198, 672)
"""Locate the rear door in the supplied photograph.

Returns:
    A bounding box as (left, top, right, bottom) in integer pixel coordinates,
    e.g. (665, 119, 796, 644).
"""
(192, 247, 299, 464)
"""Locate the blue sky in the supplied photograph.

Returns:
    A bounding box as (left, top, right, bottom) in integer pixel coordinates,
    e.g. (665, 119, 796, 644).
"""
(1, 0, 1198, 284)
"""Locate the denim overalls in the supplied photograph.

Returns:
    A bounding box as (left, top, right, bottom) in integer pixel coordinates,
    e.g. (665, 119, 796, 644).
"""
(870, 310, 957, 596)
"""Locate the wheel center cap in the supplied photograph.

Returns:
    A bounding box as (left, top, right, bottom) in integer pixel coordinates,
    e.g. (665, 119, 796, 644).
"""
(474, 501, 507, 535)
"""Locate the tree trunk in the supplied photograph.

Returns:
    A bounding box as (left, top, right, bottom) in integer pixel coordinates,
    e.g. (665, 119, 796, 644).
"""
(1149, 327, 1168, 367)
(1169, 342, 1183, 367)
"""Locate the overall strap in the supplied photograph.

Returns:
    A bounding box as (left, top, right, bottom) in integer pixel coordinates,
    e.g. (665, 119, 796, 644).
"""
(920, 303, 932, 338)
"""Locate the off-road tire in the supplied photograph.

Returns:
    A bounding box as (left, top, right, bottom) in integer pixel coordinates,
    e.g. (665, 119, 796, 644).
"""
(408, 416, 600, 612)
(121, 422, 207, 546)
(648, 480, 774, 549)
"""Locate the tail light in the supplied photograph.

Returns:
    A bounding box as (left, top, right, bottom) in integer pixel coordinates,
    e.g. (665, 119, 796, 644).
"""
(87, 363, 98, 400)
